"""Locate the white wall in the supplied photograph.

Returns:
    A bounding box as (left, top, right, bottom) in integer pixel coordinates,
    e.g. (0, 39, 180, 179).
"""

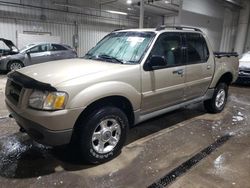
(79, 21, 118, 55)
(0, 0, 243, 54)
(164, 0, 240, 51)
(182, 0, 224, 19)
(17, 34, 61, 49)
(0, 0, 138, 56)
(180, 10, 224, 51)
(220, 8, 239, 52)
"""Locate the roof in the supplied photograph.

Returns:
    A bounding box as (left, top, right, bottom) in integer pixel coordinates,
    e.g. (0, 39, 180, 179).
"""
(114, 26, 203, 34)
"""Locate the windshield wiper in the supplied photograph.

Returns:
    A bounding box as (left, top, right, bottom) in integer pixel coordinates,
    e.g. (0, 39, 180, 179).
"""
(98, 54, 124, 64)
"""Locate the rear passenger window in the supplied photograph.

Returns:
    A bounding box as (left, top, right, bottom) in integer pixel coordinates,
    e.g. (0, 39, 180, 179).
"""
(51, 44, 67, 51)
(186, 33, 209, 64)
(151, 33, 182, 67)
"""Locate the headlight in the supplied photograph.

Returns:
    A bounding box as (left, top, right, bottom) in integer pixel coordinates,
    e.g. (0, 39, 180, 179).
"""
(28, 90, 68, 110)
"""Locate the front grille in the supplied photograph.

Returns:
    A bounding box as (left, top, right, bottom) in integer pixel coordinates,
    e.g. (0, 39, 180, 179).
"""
(241, 70, 250, 74)
(239, 70, 250, 75)
(6, 80, 23, 105)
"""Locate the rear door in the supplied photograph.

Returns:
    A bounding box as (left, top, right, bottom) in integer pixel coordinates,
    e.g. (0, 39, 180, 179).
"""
(50, 44, 70, 60)
(183, 33, 214, 100)
(141, 32, 186, 114)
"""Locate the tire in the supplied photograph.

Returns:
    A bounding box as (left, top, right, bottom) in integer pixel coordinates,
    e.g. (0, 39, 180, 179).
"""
(7, 61, 24, 71)
(75, 106, 128, 164)
(204, 82, 228, 113)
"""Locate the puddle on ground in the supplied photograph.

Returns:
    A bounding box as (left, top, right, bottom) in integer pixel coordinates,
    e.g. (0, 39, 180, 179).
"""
(0, 133, 54, 178)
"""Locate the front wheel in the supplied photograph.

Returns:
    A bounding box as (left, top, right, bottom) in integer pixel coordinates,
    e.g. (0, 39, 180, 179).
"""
(75, 106, 128, 164)
(8, 61, 24, 71)
(204, 83, 228, 113)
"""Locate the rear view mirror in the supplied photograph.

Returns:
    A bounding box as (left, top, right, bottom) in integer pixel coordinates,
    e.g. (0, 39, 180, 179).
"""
(147, 55, 167, 70)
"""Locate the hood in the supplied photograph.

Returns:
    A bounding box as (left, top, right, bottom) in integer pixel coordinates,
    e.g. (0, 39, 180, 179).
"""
(17, 58, 126, 86)
(0, 38, 19, 56)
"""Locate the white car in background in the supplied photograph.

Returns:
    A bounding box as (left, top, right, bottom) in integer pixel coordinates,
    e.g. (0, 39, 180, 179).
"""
(237, 51, 250, 83)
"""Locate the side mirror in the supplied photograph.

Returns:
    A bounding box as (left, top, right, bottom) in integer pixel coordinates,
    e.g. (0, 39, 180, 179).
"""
(147, 55, 167, 70)
(26, 50, 31, 55)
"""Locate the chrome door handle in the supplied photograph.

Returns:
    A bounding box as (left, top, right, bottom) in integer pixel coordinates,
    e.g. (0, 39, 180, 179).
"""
(207, 65, 211, 70)
(173, 69, 184, 75)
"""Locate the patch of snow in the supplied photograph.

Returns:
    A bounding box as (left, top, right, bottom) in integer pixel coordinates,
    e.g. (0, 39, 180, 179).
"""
(232, 116, 244, 122)
(214, 155, 224, 168)
(238, 112, 244, 117)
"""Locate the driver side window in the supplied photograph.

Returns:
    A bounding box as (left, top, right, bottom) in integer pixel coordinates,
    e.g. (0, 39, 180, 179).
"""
(150, 33, 182, 67)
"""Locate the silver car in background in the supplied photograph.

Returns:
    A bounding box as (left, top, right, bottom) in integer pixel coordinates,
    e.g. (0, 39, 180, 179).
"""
(237, 51, 250, 83)
(0, 42, 77, 71)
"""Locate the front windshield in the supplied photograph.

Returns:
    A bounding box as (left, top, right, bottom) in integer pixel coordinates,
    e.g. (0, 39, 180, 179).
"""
(20, 44, 35, 53)
(84, 31, 155, 64)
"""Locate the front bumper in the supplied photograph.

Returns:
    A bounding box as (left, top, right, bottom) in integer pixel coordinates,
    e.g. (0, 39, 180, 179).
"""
(236, 70, 250, 83)
(4, 72, 85, 146)
(5, 99, 84, 146)
(6, 102, 73, 146)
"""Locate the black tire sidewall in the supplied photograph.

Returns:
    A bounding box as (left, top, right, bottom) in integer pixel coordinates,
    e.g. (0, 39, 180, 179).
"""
(78, 106, 128, 164)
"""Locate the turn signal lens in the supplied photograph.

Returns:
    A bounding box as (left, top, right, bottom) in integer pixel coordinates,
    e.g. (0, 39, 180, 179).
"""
(29, 90, 68, 110)
(43, 92, 67, 110)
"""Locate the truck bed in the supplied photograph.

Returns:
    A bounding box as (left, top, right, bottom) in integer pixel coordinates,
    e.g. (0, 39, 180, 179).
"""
(214, 52, 238, 58)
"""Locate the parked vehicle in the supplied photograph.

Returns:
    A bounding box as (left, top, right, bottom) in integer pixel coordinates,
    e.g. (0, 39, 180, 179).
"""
(0, 38, 19, 56)
(0, 41, 77, 71)
(5, 26, 239, 164)
(236, 51, 250, 83)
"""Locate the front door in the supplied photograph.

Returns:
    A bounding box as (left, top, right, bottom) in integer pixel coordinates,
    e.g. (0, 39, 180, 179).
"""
(26, 44, 51, 65)
(141, 32, 186, 114)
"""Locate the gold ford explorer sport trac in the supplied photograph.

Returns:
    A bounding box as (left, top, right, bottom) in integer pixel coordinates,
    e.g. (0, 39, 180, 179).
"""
(5, 26, 239, 164)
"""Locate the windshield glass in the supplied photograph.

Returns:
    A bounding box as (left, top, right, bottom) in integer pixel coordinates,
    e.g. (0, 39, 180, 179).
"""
(84, 32, 155, 64)
(20, 44, 35, 53)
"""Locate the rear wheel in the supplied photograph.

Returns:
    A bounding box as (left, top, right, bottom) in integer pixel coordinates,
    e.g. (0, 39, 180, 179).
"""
(75, 106, 128, 164)
(204, 82, 228, 113)
(7, 61, 24, 71)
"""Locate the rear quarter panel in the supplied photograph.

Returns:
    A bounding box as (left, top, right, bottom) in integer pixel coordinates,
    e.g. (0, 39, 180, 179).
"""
(209, 56, 239, 88)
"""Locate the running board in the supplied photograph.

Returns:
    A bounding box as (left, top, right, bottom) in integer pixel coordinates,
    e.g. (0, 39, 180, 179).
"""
(134, 88, 214, 125)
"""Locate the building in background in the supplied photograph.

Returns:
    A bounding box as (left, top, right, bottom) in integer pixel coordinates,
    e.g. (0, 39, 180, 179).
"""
(0, 0, 249, 56)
